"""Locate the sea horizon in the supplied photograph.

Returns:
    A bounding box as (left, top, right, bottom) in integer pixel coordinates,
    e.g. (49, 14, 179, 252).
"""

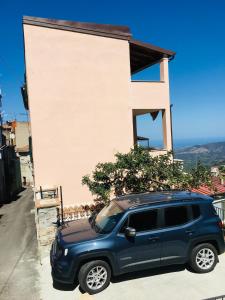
(149, 136, 225, 150)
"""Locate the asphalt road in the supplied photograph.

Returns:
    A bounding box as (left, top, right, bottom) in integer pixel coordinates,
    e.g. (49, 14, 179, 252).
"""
(0, 188, 40, 300)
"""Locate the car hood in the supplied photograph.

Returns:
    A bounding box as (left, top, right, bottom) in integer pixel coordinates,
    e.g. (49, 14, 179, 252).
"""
(59, 218, 101, 244)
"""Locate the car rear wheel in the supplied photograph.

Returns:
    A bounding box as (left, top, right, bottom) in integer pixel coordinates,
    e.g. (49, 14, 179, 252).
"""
(189, 243, 218, 273)
(78, 260, 111, 294)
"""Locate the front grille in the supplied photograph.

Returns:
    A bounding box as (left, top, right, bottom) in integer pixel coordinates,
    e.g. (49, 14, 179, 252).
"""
(52, 239, 57, 256)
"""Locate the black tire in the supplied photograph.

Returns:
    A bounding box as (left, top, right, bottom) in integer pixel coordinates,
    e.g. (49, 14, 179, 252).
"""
(78, 260, 111, 294)
(189, 243, 218, 273)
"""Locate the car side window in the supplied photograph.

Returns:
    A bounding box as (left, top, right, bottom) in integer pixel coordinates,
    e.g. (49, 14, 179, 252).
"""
(164, 206, 188, 227)
(128, 209, 158, 232)
(119, 217, 129, 233)
(192, 204, 200, 219)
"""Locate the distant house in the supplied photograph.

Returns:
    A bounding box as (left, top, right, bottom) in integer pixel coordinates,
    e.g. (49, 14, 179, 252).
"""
(3, 121, 33, 187)
(14, 122, 33, 186)
(211, 166, 220, 177)
(22, 16, 175, 206)
(192, 178, 225, 199)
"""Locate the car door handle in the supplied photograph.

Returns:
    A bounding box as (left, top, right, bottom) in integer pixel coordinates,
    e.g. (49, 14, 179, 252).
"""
(148, 237, 159, 242)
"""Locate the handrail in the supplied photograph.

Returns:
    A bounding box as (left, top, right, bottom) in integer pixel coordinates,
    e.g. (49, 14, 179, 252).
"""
(214, 205, 225, 221)
(213, 198, 225, 204)
(213, 198, 225, 221)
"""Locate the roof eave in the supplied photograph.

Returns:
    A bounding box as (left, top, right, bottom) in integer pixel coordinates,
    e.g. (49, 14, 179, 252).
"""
(130, 39, 176, 57)
(23, 16, 132, 41)
(130, 39, 176, 74)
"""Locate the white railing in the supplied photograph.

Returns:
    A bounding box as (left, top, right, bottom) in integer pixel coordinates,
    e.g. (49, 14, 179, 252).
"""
(213, 198, 225, 221)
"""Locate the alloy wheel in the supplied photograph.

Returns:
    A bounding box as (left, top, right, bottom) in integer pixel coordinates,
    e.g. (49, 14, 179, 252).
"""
(86, 266, 108, 290)
(196, 248, 215, 270)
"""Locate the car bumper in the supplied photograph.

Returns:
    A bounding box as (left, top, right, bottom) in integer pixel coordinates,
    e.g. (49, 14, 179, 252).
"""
(218, 240, 225, 255)
(50, 245, 75, 284)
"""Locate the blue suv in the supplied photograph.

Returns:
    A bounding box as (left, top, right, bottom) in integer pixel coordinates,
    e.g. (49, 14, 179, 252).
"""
(51, 191, 225, 294)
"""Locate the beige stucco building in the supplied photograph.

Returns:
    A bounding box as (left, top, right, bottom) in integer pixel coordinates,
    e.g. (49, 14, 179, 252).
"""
(22, 16, 175, 206)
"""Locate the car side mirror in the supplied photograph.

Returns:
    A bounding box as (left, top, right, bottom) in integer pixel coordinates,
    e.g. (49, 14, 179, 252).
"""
(125, 227, 136, 238)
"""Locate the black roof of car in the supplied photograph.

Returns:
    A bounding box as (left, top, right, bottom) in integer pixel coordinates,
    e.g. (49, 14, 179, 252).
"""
(114, 191, 213, 210)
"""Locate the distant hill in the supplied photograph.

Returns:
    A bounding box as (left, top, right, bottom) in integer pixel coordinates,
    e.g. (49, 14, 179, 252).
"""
(175, 141, 225, 169)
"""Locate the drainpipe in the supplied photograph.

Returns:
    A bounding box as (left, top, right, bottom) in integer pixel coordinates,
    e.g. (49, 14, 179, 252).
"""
(170, 104, 174, 154)
(0, 89, 3, 148)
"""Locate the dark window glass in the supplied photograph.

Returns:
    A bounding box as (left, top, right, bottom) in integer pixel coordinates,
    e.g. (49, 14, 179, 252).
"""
(119, 218, 129, 233)
(129, 210, 157, 232)
(164, 206, 188, 227)
(192, 205, 200, 219)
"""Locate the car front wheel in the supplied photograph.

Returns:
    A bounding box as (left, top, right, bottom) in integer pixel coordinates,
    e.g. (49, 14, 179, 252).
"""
(78, 260, 111, 294)
(189, 243, 218, 273)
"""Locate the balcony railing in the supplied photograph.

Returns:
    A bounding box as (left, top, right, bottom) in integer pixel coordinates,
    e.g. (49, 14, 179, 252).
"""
(136, 136, 167, 157)
(137, 136, 150, 149)
(214, 205, 225, 221)
(130, 80, 169, 110)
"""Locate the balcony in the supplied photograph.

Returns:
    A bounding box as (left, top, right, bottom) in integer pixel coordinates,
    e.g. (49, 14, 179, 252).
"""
(133, 109, 172, 153)
(130, 80, 169, 110)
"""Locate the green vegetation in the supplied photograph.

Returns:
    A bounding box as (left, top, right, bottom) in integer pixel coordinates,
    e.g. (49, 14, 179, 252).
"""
(219, 165, 225, 173)
(82, 147, 212, 206)
(175, 141, 225, 169)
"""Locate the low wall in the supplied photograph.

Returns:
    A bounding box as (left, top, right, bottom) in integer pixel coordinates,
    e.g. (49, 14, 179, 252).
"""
(35, 198, 91, 259)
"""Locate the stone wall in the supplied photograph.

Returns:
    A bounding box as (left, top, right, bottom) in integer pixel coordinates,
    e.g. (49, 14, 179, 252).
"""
(35, 203, 92, 259)
(34, 186, 93, 260)
(36, 206, 58, 247)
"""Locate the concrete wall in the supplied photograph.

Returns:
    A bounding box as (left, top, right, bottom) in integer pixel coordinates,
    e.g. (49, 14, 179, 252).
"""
(3, 146, 22, 200)
(130, 81, 169, 110)
(15, 122, 30, 149)
(24, 25, 172, 206)
(130, 71, 172, 151)
(24, 25, 133, 206)
(19, 154, 33, 186)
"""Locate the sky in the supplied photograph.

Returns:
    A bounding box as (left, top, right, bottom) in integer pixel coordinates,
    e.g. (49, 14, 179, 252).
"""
(0, 0, 225, 143)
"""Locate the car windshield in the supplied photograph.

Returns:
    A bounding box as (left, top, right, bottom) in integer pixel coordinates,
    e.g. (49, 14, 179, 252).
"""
(93, 201, 124, 234)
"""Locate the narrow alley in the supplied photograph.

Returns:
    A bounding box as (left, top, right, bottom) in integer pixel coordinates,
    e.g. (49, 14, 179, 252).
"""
(0, 188, 39, 300)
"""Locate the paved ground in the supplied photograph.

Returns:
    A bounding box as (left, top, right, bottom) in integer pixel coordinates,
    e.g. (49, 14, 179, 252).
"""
(40, 251, 225, 300)
(0, 188, 40, 300)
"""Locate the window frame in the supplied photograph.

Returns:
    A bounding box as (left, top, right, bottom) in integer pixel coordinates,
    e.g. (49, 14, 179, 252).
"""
(117, 202, 202, 235)
(118, 207, 161, 235)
